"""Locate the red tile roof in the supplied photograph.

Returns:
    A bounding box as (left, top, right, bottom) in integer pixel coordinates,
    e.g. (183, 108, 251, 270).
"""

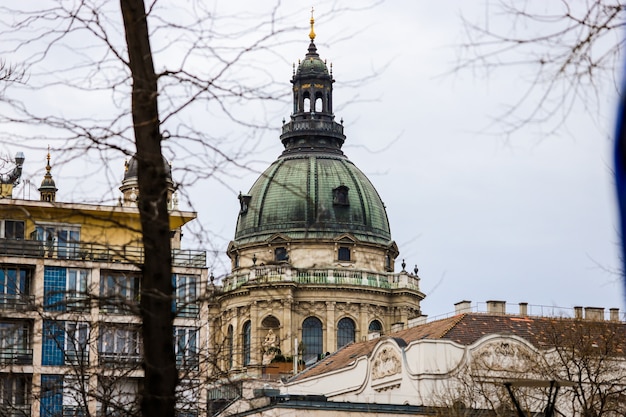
(289, 313, 626, 382)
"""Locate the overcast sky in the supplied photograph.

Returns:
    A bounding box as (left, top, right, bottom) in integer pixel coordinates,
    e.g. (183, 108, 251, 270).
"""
(3, 1, 623, 317)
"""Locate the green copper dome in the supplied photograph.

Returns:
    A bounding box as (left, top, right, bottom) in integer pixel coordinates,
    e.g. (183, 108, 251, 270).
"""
(232, 31, 393, 248)
(234, 153, 391, 245)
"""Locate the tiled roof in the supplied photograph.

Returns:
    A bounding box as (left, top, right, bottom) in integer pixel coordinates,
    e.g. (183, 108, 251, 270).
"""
(288, 313, 626, 382)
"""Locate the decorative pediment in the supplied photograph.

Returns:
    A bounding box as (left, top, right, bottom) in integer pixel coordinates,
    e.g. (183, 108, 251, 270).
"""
(371, 345, 403, 392)
(267, 233, 291, 243)
(472, 338, 537, 374)
(334, 233, 357, 244)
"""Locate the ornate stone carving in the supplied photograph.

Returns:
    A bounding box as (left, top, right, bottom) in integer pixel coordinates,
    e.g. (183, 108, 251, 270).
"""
(474, 340, 535, 373)
(372, 347, 401, 380)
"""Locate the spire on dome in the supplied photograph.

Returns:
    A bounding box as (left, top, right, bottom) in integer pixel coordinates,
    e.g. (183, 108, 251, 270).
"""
(309, 7, 316, 41)
(39, 146, 57, 202)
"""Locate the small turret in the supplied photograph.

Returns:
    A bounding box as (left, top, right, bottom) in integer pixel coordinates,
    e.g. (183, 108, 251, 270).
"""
(280, 9, 345, 155)
(39, 149, 57, 202)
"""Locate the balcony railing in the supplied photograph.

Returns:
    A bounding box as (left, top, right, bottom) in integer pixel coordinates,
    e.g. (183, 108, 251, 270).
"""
(65, 350, 89, 366)
(0, 294, 35, 311)
(99, 352, 142, 367)
(0, 238, 206, 267)
(281, 118, 344, 136)
(63, 406, 87, 417)
(176, 354, 200, 370)
(175, 303, 199, 318)
(0, 404, 31, 417)
(0, 348, 33, 365)
(221, 266, 420, 293)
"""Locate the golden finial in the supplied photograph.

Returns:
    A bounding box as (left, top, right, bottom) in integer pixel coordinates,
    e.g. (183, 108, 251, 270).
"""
(46, 146, 51, 172)
(309, 7, 316, 41)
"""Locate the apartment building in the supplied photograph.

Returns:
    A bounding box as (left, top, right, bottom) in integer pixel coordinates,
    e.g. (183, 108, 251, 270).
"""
(0, 153, 209, 417)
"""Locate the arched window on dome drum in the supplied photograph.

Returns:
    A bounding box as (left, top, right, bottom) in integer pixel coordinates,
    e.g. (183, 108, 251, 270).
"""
(302, 317, 323, 364)
(337, 317, 355, 349)
(274, 247, 288, 262)
(242, 321, 251, 366)
(368, 320, 382, 334)
(303, 91, 311, 112)
(227, 325, 234, 369)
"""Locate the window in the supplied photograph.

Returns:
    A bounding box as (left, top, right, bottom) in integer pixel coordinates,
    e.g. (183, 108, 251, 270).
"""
(63, 376, 88, 417)
(2, 220, 24, 239)
(314, 93, 323, 112)
(176, 379, 200, 417)
(33, 224, 80, 259)
(337, 317, 356, 349)
(99, 326, 141, 366)
(67, 269, 89, 311)
(226, 325, 234, 369)
(100, 271, 140, 314)
(0, 266, 32, 309)
(338, 247, 351, 261)
(368, 320, 382, 333)
(65, 322, 89, 365)
(97, 377, 139, 417)
(0, 374, 31, 412)
(174, 274, 199, 317)
(175, 327, 198, 370)
(274, 247, 288, 262)
(242, 321, 251, 366)
(0, 321, 30, 364)
(302, 317, 323, 365)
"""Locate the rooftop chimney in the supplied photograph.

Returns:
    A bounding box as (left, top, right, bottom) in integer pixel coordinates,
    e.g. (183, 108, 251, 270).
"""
(486, 300, 506, 315)
(610, 308, 620, 322)
(455, 300, 472, 315)
(574, 306, 583, 319)
(391, 322, 404, 333)
(408, 316, 428, 328)
(519, 302, 528, 317)
(584, 307, 604, 321)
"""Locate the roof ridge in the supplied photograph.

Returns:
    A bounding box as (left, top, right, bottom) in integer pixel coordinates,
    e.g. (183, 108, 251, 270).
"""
(439, 313, 467, 338)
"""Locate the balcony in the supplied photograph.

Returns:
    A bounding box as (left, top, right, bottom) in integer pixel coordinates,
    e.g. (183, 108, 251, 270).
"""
(65, 350, 89, 366)
(0, 238, 206, 267)
(99, 352, 142, 367)
(175, 303, 199, 318)
(281, 118, 344, 136)
(176, 354, 200, 371)
(0, 348, 33, 365)
(66, 296, 90, 312)
(0, 294, 35, 311)
(0, 404, 31, 417)
(63, 406, 87, 417)
(221, 266, 420, 293)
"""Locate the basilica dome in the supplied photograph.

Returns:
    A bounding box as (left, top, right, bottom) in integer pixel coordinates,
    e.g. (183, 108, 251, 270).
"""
(232, 29, 393, 249)
(234, 153, 392, 246)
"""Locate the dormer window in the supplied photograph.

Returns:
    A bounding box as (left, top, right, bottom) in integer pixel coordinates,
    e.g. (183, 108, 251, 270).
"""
(338, 246, 351, 261)
(333, 185, 349, 206)
(238, 193, 251, 214)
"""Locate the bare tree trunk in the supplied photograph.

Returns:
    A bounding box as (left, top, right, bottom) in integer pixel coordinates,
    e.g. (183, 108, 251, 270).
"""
(120, 1, 177, 417)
